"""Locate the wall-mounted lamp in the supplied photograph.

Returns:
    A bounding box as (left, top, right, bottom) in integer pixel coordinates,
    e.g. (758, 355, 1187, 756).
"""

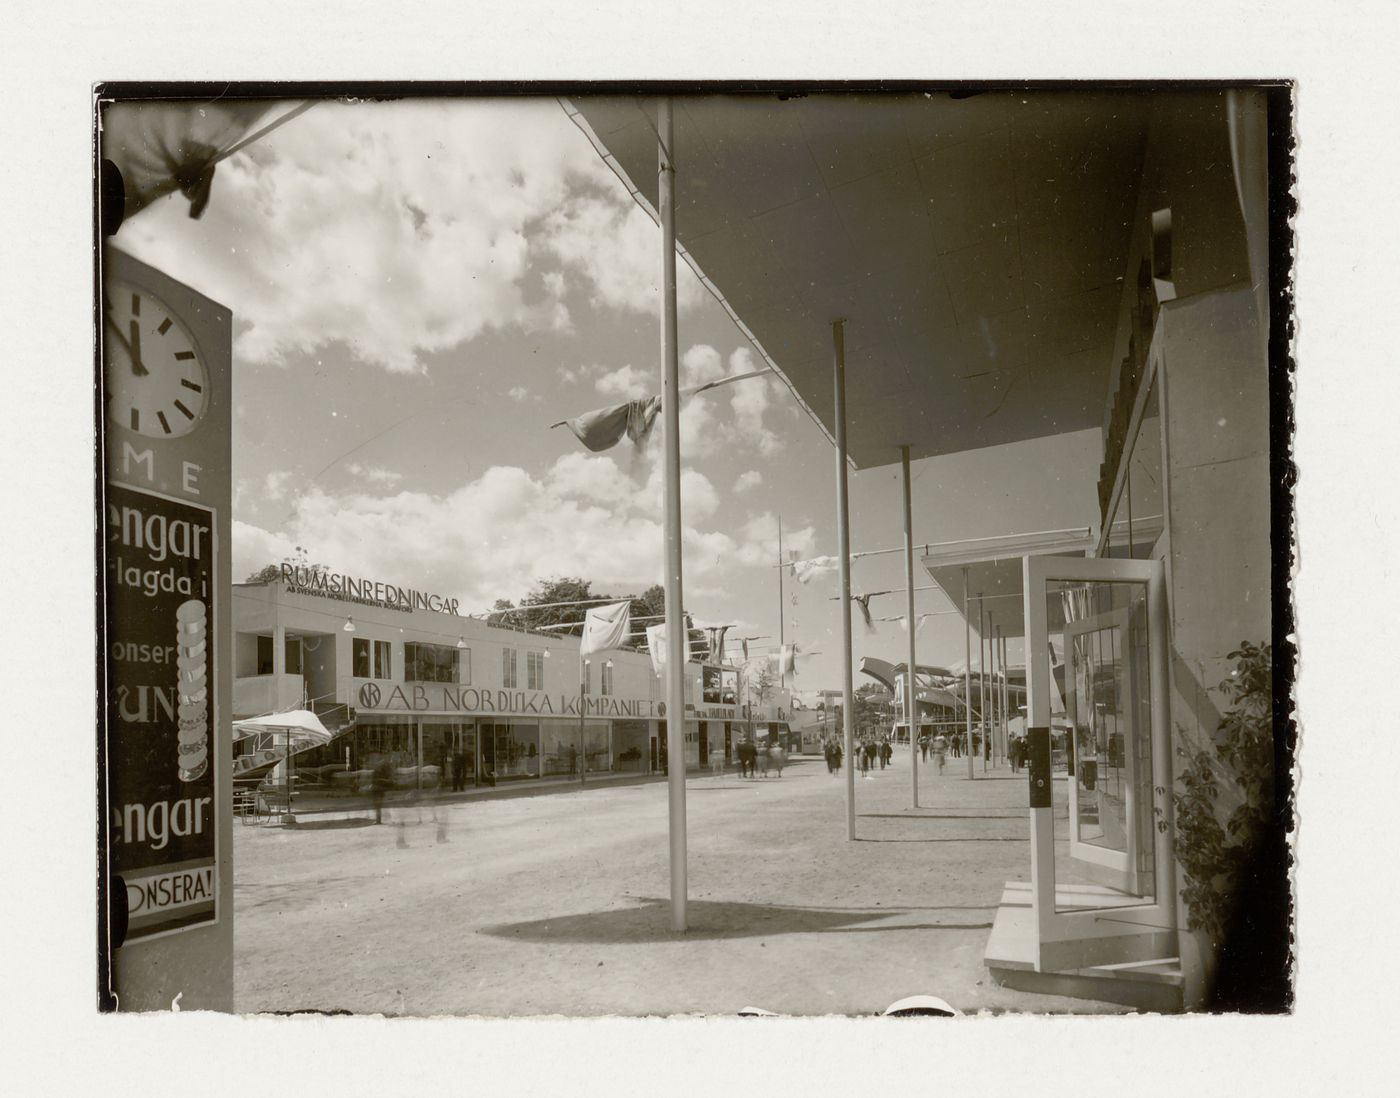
(343, 617, 356, 632)
(543, 648, 551, 659)
(456, 636, 467, 649)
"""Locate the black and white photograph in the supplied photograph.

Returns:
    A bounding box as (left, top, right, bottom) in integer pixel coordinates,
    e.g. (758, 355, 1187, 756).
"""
(7, 2, 1400, 1094)
(93, 79, 1292, 1017)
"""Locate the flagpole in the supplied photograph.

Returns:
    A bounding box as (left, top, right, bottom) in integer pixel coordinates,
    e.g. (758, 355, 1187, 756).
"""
(777, 514, 785, 692)
(577, 657, 587, 785)
(901, 444, 919, 808)
(980, 596, 989, 772)
(833, 319, 856, 842)
(658, 99, 688, 932)
(963, 567, 974, 781)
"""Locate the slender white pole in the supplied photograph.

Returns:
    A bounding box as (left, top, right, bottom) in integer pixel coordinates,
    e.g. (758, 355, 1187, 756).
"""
(777, 515, 785, 691)
(658, 99, 687, 932)
(833, 319, 856, 841)
(901, 445, 919, 807)
(979, 594, 988, 772)
(963, 567, 974, 781)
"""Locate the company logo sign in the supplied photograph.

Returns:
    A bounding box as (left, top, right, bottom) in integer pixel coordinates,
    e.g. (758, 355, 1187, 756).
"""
(358, 683, 382, 708)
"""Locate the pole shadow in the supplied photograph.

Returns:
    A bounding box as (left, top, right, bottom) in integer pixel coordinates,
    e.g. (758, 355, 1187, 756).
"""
(480, 897, 993, 943)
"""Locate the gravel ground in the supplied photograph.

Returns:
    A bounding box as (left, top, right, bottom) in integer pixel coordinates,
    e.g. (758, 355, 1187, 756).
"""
(232, 754, 1129, 1016)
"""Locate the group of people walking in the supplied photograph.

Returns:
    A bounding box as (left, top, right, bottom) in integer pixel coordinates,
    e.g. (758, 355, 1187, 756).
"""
(734, 739, 786, 778)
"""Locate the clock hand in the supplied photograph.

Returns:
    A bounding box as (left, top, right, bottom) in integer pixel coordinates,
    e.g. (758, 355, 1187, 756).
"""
(128, 320, 149, 377)
(103, 313, 133, 361)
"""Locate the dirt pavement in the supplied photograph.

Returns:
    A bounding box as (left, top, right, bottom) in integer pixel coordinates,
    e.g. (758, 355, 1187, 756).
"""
(232, 754, 1129, 1016)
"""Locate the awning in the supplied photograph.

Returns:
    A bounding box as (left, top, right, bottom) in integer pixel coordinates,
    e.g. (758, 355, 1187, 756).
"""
(232, 708, 334, 745)
(566, 91, 1153, 471)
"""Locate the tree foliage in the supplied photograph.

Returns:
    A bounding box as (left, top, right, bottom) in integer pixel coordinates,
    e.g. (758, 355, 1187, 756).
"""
(1171, 640, 1290, 1009)
(484, 577, 703, 653)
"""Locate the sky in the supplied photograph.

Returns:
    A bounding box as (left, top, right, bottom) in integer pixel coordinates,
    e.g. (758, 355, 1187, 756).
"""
(116, 95, 1103, 695)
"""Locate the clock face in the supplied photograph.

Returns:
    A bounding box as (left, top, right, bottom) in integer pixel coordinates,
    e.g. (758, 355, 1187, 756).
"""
(104, 279, 210, 438)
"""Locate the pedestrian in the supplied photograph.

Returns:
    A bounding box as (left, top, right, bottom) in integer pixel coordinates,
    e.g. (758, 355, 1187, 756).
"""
(832, 741, 842, 774)
(824, 740, 836, 775)
(919, 734, 929, 762)
(370, 753, 393, 824)
(880, 739, 892, 769)
(932, 734, 948, 775)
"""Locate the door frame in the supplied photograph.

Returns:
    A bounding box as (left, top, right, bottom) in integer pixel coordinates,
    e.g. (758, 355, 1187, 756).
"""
(1024, 553, 1177, 972)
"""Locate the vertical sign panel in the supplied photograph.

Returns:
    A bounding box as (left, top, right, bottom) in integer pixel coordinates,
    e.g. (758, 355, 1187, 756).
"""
(105, 483, 218, 939)
(100, 245, 233, 1010)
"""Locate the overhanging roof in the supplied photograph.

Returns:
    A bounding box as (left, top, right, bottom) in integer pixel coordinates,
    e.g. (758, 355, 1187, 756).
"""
(921, 527, 1097, 640)
(568, 91, 1150, 470)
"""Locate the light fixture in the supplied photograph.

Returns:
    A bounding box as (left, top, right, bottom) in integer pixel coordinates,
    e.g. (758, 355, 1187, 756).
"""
(456, 636, 467, 649)
(343, 617, 355, 632)
(605, 659, 614, 668)
(543, 648, 551, 659)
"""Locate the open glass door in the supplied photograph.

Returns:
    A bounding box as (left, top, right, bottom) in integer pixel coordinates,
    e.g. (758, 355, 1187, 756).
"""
(1024, 555, 1176, 973)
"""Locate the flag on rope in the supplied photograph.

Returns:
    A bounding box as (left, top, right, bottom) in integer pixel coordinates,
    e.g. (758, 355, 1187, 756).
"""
(772, 644, 797, 678)
(101, 100, 302, 224)
(550, 369, 771, 454)
(551, 396, 661, 453)
(645, 623, 668, 675)
(705, 625, 730, 663)
(579, 601, 631, 658)
(790, 556, 839, 584)
(853, 593, 877, 635)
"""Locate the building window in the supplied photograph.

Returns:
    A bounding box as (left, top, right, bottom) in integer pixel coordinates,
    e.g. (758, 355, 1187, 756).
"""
(582, 660, 592, 695)
(354, 638, 392, 679)
(601, 661, 613, 697)
(404, 642, 457, 683)
(256, 635, 274, 675)
(502, 647, 518, 689)
(527, 650, 545, 691)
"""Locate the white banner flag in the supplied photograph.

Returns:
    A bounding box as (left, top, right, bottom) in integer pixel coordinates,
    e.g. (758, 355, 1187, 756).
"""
(580, 601, 631, 658)
(645, 623, 667, 674)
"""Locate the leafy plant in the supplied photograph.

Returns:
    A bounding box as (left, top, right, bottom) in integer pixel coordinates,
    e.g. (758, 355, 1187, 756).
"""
(1172, 641, 1276, 938)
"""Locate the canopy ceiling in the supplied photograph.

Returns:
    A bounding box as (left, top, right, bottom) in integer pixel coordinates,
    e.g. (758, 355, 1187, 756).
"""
(569, 91, 1150, 470)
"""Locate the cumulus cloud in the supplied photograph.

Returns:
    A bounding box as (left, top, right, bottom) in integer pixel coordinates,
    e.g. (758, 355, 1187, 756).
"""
(115, 98, 693, 374)
(733, 470, 763, 493)
(263, 471, 292, 500)
(594, 364, 649, 400)
(346, 462, 405, 487)
(542, 190, 708, 315)
(507, 385, 532, 402)
(732, 511, 816, 567)
(233, 452, 748, 611)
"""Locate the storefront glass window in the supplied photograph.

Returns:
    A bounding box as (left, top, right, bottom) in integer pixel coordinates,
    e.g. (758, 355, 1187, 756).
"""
(420, 718, 476, 787)
(540, 719, 587, 778)
(482, 720, 538, 779)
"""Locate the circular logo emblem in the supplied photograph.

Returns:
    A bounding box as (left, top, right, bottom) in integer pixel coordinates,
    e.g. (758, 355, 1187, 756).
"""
(358, 682, 382, 709)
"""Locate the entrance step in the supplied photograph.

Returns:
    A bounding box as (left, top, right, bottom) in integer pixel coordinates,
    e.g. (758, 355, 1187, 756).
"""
(984, 883, 1183, 1013)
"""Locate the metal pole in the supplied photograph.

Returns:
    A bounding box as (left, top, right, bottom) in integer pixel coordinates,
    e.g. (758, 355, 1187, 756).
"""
(1000, 631, 1009, 765)
(901, 445, 919, 807)
(963, 567, 974, 781)
(777, 515, 785, 691)
(577, 658, 586, 785)
(988, 614, 996, 766)
(833, 319, 856, 841)
(979, 595, 988, 772)
(658, 99, 687, 931)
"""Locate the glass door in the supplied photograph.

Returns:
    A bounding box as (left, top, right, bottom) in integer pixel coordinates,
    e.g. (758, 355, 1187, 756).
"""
(1024, 554, 1176, 973)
